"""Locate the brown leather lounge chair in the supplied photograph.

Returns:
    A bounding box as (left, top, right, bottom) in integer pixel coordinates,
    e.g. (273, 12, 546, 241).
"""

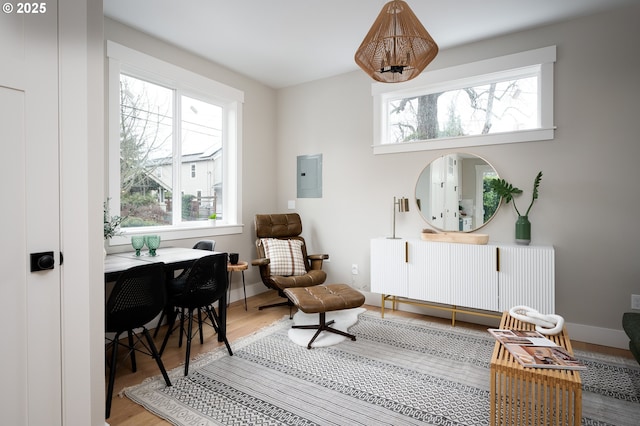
(252, 213, 329, 316)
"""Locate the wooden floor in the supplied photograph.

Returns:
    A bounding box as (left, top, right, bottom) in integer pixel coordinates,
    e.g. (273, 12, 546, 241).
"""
(105, 291, 634, 425)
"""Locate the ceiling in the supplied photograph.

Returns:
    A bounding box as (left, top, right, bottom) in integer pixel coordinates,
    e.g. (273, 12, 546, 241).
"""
(104, 0, 634, 89)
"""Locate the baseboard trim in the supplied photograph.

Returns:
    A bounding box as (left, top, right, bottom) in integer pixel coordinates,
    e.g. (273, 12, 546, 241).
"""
(565, 322, 628, 350)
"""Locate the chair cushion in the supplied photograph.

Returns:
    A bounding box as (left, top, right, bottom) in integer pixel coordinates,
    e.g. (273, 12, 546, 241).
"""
(284, 284, 365, 314)
(255, 214, 302, 238)
(261, 238, 306, 276)
(271, 269, 327, 291)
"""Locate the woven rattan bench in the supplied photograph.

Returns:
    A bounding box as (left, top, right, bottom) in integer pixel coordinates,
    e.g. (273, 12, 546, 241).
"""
(284, 284, 365, 349)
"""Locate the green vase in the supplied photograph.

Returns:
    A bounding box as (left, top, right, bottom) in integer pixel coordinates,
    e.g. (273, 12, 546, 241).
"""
(515, 215, 531, 245)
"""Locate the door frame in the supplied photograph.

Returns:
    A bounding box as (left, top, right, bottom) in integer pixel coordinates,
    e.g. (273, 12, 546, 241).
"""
(58, 1, 105, 424)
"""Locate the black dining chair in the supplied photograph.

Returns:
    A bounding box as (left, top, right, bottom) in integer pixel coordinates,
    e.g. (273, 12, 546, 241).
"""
(153, 240, 216, 338)
(159, 253, 232, 376)
(105, 262, 172, 419)
(192, 239, 216, 251)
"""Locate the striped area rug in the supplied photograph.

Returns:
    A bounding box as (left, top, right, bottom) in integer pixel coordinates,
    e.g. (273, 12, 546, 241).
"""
(126, 311, 640, 425)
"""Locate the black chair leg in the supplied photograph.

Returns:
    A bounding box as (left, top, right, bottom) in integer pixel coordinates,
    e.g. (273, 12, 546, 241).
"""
(142, 328, 172, 387)
(159, 309, 178, 356)
(152, 307, 168, 338)
(197, 307, 205, 344)
(178, 308, 185, 348)
(127, 330, 137, 372)
(291, 312, 357, 349)
(208, 305, 233, 356)
(184, 309, 194, 376)
(162, 302, 232, 377)
(204, 304, 220, 334)
(107, 329, 172, 419)
(106, 332, 121, 419)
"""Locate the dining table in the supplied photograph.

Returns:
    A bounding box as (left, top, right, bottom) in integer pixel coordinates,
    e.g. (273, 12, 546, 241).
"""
(104, 246, 228, 342)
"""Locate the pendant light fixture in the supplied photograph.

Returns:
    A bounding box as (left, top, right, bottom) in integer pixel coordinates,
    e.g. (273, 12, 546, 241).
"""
(355, 0, 438, 83)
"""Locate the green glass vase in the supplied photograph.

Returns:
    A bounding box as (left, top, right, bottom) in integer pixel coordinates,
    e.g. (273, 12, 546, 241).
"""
(515, 215, 531, 245)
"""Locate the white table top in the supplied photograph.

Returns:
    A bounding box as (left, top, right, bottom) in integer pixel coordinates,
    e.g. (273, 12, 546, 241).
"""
(104, 247, 222, 278)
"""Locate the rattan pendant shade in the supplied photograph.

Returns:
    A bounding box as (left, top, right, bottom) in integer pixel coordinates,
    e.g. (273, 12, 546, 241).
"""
(355, 0, 438, 83)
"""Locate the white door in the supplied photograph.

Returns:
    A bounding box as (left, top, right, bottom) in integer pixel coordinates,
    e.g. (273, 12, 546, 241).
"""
(0, 5, 62, 425)
(443, 154, 459, 230)
(429, 156, 444, 229)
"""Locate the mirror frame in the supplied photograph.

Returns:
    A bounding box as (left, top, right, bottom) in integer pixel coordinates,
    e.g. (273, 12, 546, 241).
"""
(414, 153, 500, 232)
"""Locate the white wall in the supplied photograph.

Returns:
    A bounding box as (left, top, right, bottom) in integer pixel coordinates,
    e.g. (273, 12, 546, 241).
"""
(276, 5, 640, 346)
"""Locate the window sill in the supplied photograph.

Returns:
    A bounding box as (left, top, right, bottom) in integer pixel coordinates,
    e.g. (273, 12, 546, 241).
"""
(107, 223, 244, 247)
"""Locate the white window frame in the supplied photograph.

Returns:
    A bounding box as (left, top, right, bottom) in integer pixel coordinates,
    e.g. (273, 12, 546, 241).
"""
(372, 46, 556, 155)
(107, 41, 244, 245)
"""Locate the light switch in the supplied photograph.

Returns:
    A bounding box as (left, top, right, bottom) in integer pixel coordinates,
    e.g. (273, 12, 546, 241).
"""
(288, 200, 296, 209)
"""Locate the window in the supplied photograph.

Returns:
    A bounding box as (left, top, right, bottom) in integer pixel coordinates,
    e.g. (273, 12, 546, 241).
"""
(107, 41, 244, 243)
(373, 46, 556, 154)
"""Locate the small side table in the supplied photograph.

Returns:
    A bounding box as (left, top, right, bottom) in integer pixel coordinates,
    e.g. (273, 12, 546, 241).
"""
(227, 261, 248, 310)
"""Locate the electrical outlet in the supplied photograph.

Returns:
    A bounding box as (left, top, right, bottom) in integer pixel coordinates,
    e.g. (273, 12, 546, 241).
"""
(351, 264, 359, 275)
(632, 294, 640, 310)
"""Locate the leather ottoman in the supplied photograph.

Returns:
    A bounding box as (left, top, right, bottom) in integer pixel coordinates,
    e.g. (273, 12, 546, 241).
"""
(284, 284, 365, 349)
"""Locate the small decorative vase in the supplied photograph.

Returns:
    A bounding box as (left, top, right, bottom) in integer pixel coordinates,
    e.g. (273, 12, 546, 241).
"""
(515, 215, 531, 246)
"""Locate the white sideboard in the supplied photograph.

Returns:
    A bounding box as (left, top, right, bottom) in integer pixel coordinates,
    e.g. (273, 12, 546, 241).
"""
(370, 238, 555, 324)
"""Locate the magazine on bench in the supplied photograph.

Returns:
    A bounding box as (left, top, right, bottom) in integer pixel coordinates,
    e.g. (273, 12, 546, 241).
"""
(488, 329, 587, 370)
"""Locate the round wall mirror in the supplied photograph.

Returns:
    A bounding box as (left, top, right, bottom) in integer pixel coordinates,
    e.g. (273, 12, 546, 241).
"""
(415, 153, 500, 232)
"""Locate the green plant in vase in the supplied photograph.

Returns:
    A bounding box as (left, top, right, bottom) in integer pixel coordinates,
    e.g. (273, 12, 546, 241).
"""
(104, 198, 126, 258)
(103, 198, 125, 240)
(489, 171, 543, 245)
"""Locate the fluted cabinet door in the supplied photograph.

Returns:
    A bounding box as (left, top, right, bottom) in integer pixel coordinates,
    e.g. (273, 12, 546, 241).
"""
(371, 238, 408, 297)
(450, 244, 499, 311)
(498, 245, 555, 313)
(408, 241, 451, 304)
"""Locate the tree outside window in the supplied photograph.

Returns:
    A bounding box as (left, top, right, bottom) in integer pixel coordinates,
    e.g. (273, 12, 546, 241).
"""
(386, 76, 538, 144)
(119, 74, 222, 228)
